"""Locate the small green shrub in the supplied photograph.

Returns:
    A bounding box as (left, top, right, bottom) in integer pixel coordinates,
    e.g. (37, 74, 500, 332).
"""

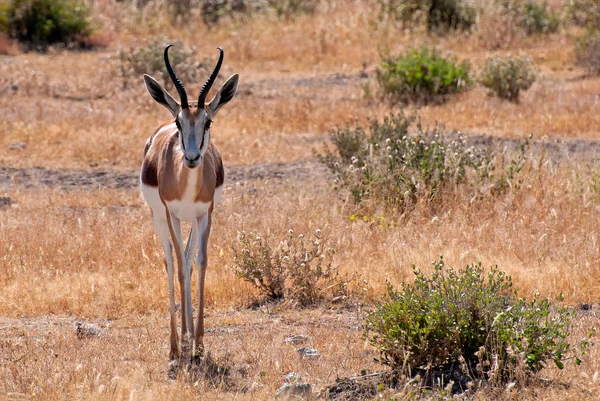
(0, 3, 9, 34)
(2, 0, 92, 49)
(377, 0, 477, 33)
(521, 1, 559, 34)
(377, 0, 423, 26)
(267, 0, 317, 18)
(118, 36, 206, 88)
(200, 0, 254, 26)
(499, 0, 560, 35)
(320, 113, 498, 213)
(479, 54, 537, 102)
(427, 0, 478, 33)
(376, 47, 472, 104)
(365, 257, 590, 384)
(576, 28, 600, 75)
(231, 230, 350, 306)
(199, 0, 316, 26)
(562, 0, 600, 29)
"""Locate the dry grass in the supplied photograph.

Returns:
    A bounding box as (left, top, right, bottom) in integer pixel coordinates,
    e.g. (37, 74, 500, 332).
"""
(2, 0, 600, 399)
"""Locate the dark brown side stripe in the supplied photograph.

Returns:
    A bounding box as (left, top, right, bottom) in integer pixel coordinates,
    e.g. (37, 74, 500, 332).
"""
(215, 156, 224, 188)
(141, 161, 158, 187)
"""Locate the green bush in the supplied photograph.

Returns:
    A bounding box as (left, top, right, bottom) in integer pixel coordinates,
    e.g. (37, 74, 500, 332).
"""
(377, 0, 477, 33)
(118, 36, 206, 89)
(376, 47, 472, 104)
(562, 0, 600, 29)
(2, 0, 92, 49)
(0, 3, 9, 34)
(377, 0, 423, 26)
(499, 0, 560, 35)
(320, 113, 498, 213)
(231, 230, 350, 306)
(365, 257, 589, 384)
(479, 54, 537, 102)
(427, 0, 478, 33)
(199, 0, 317, 26)
(200, 0, 254, 26)
(267, 0, 317, 18)
(576, 28, 600, 75)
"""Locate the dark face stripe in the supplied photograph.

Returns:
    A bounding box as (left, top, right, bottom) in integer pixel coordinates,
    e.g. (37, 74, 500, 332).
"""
(199, 130, 206, 150)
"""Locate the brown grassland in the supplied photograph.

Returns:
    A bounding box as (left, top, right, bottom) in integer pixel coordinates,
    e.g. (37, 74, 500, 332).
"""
(1, 0, 600, 399)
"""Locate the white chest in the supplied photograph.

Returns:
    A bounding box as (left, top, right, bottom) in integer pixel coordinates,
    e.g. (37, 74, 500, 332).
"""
(166, 168, 210, 221)
(165, 198, 211, 221)
(141, 167, 213, 222)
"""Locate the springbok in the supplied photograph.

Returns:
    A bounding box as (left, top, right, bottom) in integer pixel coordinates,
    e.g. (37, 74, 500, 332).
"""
(140, 45, 238, 360)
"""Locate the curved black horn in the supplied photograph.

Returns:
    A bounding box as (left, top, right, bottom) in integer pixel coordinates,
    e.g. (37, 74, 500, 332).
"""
(164, 44, 189, 109)
(198, 47, 224, 107)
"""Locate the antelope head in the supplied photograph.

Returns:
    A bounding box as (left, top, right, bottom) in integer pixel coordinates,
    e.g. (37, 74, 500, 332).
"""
(143, 45, 238, 169)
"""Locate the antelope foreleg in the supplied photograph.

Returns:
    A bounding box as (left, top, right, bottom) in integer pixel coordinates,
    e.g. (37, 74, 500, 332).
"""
(152, 213, 179, 359)
(194, 213, 212, 358)
(165, 212, 194, 358)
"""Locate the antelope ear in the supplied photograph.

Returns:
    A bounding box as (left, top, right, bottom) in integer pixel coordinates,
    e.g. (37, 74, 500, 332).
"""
(207, 74, 238, 116)
(143, 74, 180, 117)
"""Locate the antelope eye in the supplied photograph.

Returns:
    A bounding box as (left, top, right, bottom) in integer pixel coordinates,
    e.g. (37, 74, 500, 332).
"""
(205, 120, 212, 130)
(175, 120, 182, 131)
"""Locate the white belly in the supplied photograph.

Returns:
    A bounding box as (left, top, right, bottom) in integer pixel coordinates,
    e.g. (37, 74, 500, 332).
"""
(165, 198, 212, 221)
(140, 180, 223, 221)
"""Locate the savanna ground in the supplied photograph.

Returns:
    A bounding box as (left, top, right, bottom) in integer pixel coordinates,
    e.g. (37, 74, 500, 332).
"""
(2, 0, 600, 399)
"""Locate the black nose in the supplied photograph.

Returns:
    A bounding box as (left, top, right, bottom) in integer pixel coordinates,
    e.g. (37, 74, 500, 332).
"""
(185, 154, 200, 163)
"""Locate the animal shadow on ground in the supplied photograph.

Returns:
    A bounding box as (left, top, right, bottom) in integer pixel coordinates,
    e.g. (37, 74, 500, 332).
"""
(167, 352, 248, 392)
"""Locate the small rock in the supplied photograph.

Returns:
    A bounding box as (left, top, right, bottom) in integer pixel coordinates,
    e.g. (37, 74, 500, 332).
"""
(74, 320, 102, 338)
(580, 303, 592, 311)
(9, 142, 26, 151)
(275, 383, 312, 400)
(284, 372, 303, 383)
(0, 197, 11, 209)
(297, 347, 321, 359)
(285, 335, 310, 346)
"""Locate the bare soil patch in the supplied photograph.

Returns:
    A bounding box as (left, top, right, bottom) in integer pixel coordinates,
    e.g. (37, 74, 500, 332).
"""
(0, 308, 373, 399)
(0, 160, 332, 191)
(1, 135, 598, 192)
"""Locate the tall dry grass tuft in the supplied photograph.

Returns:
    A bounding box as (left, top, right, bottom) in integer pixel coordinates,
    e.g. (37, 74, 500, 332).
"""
(3, 156, 600, 320)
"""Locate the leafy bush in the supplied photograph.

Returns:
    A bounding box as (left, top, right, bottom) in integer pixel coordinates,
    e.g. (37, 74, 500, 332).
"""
(231, 230, 350, 306)
(562, 0, 600, 29)
(499, 0, 560, 35)
(267, 0, 317, 18)
(320, 113, 499, 213)
(118, 36, 206, 88)
(427, 0, 478, 33)
(576, 28, 600, 75)
(377, 0, 477, 33)
(200, 0, 255, 26)
(365, 257, 589, 384)
(376, 0, 423, 26)
(197, 0, 317, 26)
(479, 54, 537, 102)
(376, 47, 472, 104)
(2, 0, 92, 49)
